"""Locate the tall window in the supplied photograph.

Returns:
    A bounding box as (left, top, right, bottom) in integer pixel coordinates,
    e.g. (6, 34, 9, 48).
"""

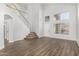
(54, 12, 70, 34)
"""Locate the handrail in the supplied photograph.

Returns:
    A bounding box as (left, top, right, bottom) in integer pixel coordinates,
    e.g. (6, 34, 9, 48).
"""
(5, 4, 31, 29)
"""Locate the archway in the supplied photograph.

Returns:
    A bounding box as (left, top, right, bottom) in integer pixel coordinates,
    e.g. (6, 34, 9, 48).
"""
(4, 14, 13, 47)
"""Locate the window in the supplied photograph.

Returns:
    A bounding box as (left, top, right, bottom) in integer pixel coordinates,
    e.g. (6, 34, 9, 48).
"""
(55, 23, 69, 34)
(54, 12, 70, 35)
(60, 12, 70, 21)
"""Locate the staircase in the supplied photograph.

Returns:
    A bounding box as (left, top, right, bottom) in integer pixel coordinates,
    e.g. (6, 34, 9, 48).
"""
(5, 4, 39, 40)
(24, 32, 38, 40)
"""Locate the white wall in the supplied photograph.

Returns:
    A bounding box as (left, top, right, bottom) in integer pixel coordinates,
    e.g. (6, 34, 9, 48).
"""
(77, 4, 79, 45)
(13, 17, 30, 41)
(43, 4, 77, 41)
(29, 4, 40, 34)
(0, 11, 4, 49)
(0, 4, 6, 49)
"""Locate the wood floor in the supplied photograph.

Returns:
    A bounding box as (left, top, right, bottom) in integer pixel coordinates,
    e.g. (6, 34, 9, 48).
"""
(0, 37, 79, 56)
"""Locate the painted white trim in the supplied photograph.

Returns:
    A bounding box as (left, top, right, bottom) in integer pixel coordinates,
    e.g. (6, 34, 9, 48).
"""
(0, 45, 4, 50)
(43, 35, 76, 41)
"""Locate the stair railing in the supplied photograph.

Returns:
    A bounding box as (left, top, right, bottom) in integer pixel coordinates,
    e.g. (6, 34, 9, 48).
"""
(5, 4, 31, 30)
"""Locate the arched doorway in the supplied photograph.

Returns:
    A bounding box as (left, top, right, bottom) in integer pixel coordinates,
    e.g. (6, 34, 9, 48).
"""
(4, 14, 13, 47)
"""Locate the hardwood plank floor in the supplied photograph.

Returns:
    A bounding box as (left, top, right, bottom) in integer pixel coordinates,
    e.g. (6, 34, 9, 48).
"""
(0, 37, 79, 56)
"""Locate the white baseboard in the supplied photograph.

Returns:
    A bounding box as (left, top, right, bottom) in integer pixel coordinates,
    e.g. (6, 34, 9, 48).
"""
(41, 35, 71, 41)
(0, 45, 4, 50)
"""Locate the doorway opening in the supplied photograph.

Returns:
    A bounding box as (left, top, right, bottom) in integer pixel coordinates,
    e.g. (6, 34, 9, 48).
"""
(4, 14, 13, 47)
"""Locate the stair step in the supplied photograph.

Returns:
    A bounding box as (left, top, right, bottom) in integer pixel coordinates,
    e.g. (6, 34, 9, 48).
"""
(24, 32, 39, 40)
(27, 34, 37, 36)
